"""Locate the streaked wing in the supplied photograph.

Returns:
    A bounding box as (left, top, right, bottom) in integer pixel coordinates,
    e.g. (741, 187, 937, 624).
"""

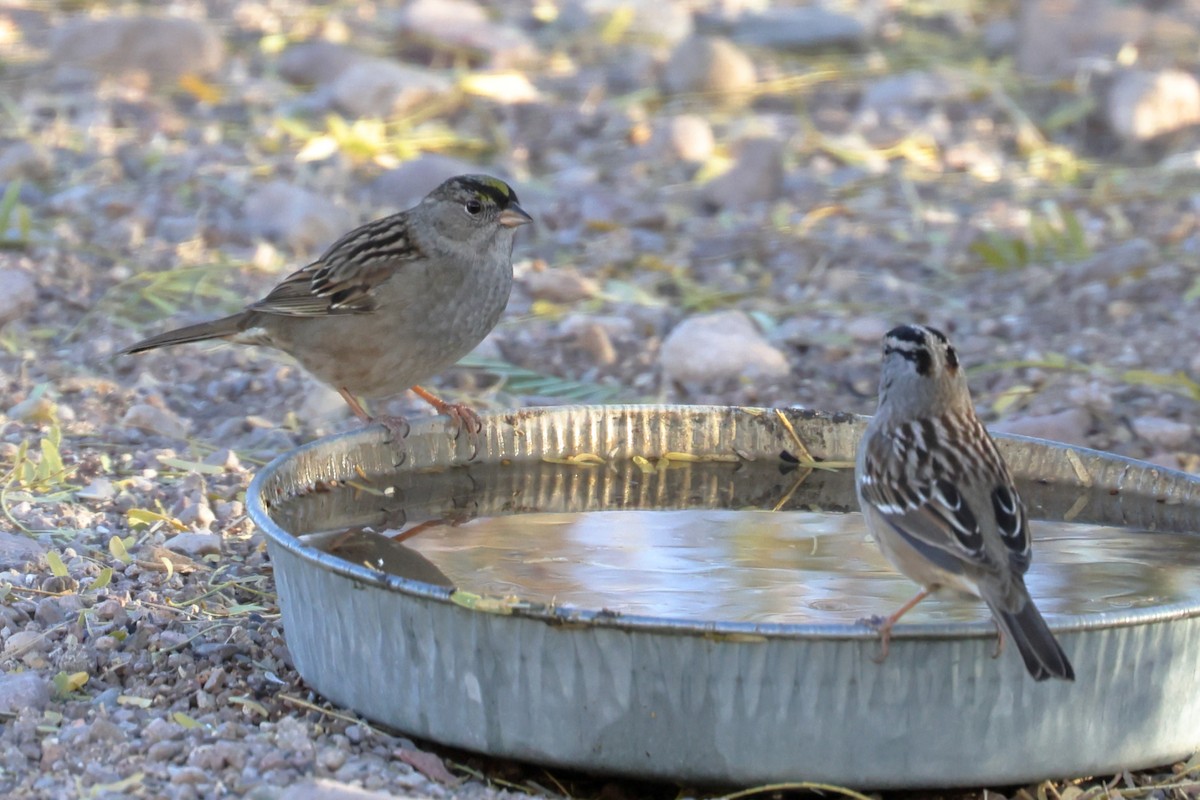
(251, 214, 418, 317)
(860, 417, 999, 572)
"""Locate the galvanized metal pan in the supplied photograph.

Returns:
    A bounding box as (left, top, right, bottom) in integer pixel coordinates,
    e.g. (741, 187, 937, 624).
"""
(248, 405, 1200, 788)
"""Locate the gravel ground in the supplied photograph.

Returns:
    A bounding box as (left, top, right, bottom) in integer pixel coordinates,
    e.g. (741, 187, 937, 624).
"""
(2, 0, 1200, 798)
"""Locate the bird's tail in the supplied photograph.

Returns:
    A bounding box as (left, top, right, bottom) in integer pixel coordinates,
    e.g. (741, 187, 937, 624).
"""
(119, 313, 251, 355)
(990, 592, 1075, 682)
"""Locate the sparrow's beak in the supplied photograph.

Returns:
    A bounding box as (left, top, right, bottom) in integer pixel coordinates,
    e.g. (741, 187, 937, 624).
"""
(499, 203, 534, 229)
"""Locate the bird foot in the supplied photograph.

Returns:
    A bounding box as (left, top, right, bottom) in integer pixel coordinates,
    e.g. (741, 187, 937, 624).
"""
(857, 615, 894, 664)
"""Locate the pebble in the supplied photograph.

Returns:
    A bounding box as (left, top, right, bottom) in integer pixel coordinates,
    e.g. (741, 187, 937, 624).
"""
(660, 310, 790, 386)
(165, 532, 222, 558)
(523, 267, 599, 303)
(662, 36, 756, 99)
(665, 115, 715, 163)
(76, 478, 115, 502)
(1132, 417, 1194, 450)
(121, 404, 192, 441)
(3, 630, 46, 659)
(367, 154, 483, 210)
(0, 671, 50, 714)
(990, 408, 1092, 447)
(859, 69, 968, 113)
(0, 141, 52, 183)
(49, 15, 224, 83)
(1106, 69, 1200, 143)
(278, 41, 365, 87)
(329, 58, 453, 119)
(732, 6, 869, 51)
(0, 267, 36, 328)
(846, 316, 890, 344)
(0, 531, 47, 570)
(395, 0, 536, 68)
(279, 778, 399, 800)
(242, 181, 355, 254)
(700, 137, 785, 210)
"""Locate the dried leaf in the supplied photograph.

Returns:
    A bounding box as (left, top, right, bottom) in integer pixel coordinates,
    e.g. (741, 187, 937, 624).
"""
(45, 550, 69, 578)
(108, 535, 132, 565)
(395, 745, 462, 786)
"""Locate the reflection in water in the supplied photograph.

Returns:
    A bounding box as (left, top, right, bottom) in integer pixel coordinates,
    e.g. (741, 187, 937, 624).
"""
(277, 459, 1200, 625)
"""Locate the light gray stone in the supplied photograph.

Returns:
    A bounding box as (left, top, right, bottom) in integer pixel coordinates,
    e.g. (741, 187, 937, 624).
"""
(278, 41, 366, 87)
(700, 137, 785, 210)
(50, 15, 223, 82)
(0, 671, 50, 714)
(165, 532, 222, 558)
(662, 37, 756, 99)
(523, 267, 599, 303)
(666, 115, 715, 163)
(396, 0, 536, 67)
(0, 268, 35, 328)
(1132, 417, 1193, 450)
(121, 403, 191, 440)
(0, 531, 47, 570)
(990, 407, 1092, 447)
(279, 778, 403, 800)
(367, 154, 482, 209)
(329, 58, 453, 119)
(243, 181, 355, 254)
(733, 6, 869, 51)
(661, 310, 790, 386)
(860, 69, 969, 112)
(1106, 69, 1200, 144)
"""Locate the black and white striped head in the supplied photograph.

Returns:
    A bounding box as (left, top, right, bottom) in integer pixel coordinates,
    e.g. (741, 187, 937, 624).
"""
(875, 324, 972, 419)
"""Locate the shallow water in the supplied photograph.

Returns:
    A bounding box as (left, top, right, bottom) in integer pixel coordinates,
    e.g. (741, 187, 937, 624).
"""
(281, 460, 1200, 625)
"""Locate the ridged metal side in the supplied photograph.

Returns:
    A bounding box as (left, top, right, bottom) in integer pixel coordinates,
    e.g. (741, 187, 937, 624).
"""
(250, 405, 1200, 787)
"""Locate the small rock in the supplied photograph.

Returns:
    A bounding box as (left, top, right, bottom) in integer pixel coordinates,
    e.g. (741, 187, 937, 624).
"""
(278, 41, 365, 87)
(76, 477, 115, 502)
(559, 0, 693, 44)
(1064, 238, 1155, 285)
(121, 403, 191, 440)
(859, 69, 968, 113)
(733, 6, 870, 51)
(50, 15, 224, 83)
(0, 671, 50, 714)
(165, 532, 222, 558)
(700, 137, 785, 210)
(243, 181, 355, 254)
(660, 310, 790, 386)
(280, 778, 398, 800)
(523, 267, 599, 304)
(990, 407, 1092, 447)
(982, 18, 1017, 57)
(329, 57, 453, 119)
(88, 718, 126, 744)
(396, 0, 536, 68)
(1106, 69, 1200, 144)
(666, 115, 715, 163)
(3, 630, 45, 659)
(846, 317, 889, 344)
(366, 153, 482, 209)
(176, 502, 216, 530)
(0, 531, 47, 570)
(662, 36, 756, 100)
(143, 717, 183, 743)
(0, 268, 36, 328)
(1132, 417, 1193, 450)
(0, 141, 53, 182)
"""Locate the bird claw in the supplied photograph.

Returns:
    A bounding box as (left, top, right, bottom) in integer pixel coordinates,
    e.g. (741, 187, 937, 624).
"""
(439, 403, 482, 461)
(857, 615, 894, 664)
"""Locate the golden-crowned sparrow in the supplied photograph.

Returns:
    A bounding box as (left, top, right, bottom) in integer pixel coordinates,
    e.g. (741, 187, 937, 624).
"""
(855, 324, 1074, 682)
(122, 174, 533, 437)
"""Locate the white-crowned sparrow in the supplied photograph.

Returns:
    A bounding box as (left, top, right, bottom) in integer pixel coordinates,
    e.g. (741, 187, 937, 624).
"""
(855, 324, 1075, 682)
(122, 174, 532, 437)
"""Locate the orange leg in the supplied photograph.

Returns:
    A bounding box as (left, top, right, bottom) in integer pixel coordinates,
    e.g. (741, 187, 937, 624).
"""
(861, 588, 931, 663)
(338, 387, 411, 441)
(410, 385, 483, 440)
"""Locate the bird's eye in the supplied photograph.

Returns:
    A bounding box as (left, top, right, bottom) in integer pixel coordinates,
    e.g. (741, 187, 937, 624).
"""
(465, 199, 484, 215)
